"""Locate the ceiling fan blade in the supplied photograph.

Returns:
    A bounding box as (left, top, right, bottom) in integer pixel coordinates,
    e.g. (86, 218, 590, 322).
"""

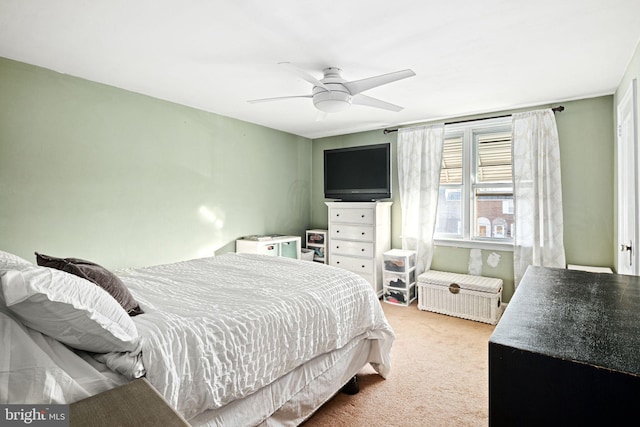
(343, 69, 416, 96)
(352, 94, 404, 112)
(278, 62, 330, 91)
(247, 94, 312, 104)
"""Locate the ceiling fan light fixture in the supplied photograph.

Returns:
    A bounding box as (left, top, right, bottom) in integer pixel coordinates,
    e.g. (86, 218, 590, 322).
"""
(249, 63, 416, 114)
(313, 90, 352, 113)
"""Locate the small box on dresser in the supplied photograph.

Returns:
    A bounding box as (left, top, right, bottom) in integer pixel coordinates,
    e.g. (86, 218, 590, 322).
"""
(382, 249, 417, 306)
(417, 270, 503, 324)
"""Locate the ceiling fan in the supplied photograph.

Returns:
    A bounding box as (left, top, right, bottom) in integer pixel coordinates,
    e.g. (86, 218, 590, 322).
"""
(248, 62, 416, 113)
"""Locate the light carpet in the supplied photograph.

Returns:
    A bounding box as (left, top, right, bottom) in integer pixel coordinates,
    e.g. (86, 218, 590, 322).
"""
(302, 301, 496, 427)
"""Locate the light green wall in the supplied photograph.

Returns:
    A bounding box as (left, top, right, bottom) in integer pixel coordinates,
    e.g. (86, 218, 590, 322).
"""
(558, 96, 614, 269)
(311, 96, 615, 301)
(0, 57, 311, 269)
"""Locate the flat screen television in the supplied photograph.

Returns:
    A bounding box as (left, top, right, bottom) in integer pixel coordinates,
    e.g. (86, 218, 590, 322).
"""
(324, 143, 391, 201)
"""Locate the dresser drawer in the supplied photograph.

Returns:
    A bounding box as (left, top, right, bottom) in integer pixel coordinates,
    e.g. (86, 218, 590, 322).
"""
(331, 255, 374, 275)
(330, 208, 375, 225)
(330, 224, 374, 242)
(330, 239, 374, 258)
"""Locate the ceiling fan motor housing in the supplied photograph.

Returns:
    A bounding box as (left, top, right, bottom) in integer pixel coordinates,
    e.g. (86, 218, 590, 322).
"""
(312, 67, 352, 113)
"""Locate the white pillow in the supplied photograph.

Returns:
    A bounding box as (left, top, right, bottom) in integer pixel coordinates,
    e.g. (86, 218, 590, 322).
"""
(0, 250, 32, 269)
(0, 309, 90, 404)
(0, 265, 139, 353)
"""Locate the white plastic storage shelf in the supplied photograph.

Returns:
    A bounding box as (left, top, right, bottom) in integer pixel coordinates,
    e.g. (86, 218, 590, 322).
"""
(382, 249, 417, 306)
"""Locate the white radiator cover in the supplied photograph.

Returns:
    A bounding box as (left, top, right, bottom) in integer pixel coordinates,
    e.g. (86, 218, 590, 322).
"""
(417, 270, 503, 325)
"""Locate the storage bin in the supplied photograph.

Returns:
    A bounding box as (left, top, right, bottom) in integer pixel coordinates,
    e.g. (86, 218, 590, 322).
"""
(301, 249, 315, 262)
(307, 232, 325, 245)
(279, 241, 298, 259)
(383, 284, 416, 306)
(417, 270, 503, 324)
(383, 270, 416, 289)
(382, 249, 416, 272)
(262, 244, 278, 256)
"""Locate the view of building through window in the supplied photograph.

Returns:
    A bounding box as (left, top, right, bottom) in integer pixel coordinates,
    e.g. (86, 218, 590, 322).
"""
(475, 189, 513, 238)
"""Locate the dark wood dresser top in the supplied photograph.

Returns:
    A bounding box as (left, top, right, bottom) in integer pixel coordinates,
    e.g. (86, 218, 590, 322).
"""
(490, 265, 640, 376)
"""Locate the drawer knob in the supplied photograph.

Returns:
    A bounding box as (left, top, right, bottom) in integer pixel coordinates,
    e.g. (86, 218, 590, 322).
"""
(336, 261, 340, 264)
(336, 230, 340, 233)
(361, 232, 365, 235)
(361, 265, 365, 268)
(361, 248, 365, 252)
(336, 245, 340, 249)
(361, 214, 365, 218)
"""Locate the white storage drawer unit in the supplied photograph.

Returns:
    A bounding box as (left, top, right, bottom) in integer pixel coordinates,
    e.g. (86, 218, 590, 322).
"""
(326, 201, 392, 297)
(417, 270, 503, 324)
(382, 249, 417, 306)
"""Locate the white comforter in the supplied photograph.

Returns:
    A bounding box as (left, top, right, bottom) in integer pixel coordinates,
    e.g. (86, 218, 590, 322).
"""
(118, 253, 394, 420)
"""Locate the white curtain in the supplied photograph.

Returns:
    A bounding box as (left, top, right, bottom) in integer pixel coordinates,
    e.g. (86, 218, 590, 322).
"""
(397, 124, 445, 275)
(513, 109, 566, 287)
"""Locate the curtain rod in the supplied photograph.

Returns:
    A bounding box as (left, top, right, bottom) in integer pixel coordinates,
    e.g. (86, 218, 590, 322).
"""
(382, 105, 565, 134)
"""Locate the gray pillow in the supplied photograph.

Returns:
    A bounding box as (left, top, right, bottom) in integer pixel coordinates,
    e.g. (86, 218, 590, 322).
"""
(35, 252, 143, 316)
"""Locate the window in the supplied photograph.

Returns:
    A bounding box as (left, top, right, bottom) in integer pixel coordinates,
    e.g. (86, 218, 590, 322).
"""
(434, 117, 513, 247)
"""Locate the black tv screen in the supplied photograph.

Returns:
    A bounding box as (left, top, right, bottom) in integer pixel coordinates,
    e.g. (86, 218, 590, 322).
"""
(324, 143, 391, 201)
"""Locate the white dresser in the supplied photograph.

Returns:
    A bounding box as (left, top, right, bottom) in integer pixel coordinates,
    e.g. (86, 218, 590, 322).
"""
(325, 201, 392, 296)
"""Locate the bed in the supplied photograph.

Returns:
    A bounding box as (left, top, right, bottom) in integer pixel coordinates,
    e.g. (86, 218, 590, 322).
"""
(0, 249, 394, 426)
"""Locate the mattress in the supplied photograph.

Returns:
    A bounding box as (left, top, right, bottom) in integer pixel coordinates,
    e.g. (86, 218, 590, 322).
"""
(190, 334, 373, 427)
(118, 253, 394, 421)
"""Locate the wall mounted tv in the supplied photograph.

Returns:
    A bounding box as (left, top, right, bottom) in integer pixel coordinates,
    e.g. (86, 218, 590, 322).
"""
(324, 143, 391, 201)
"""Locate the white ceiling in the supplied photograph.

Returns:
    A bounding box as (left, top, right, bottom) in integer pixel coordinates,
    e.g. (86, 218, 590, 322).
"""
(1, 0, 639, 139)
